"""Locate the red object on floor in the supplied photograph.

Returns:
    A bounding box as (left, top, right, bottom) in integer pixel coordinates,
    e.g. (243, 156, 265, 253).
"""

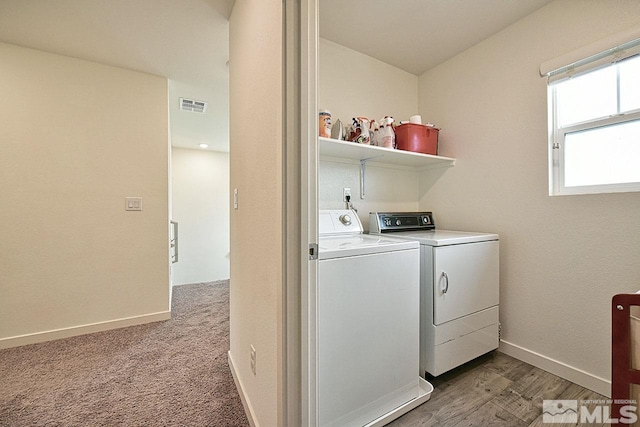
(611, 293, 640, 420)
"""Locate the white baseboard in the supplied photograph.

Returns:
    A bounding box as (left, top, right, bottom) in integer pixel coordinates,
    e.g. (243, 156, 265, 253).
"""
(499, 339, 611, 397)
(0, 311, 171, 350)
(228, 351, 258, 427)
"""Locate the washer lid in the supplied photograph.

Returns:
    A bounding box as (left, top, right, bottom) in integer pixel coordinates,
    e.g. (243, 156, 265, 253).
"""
(376, 229, 499, 246)
(318, 234, 418, 259)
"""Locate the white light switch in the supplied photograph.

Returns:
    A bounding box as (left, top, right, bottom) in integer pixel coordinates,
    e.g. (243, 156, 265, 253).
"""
(233, 188, 238, 210)
(125, 197, 142, 211)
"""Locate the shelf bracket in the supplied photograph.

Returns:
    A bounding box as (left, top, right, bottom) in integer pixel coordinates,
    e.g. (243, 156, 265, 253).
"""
(360, 159, 366, 199)
(358, 155, 382, 199)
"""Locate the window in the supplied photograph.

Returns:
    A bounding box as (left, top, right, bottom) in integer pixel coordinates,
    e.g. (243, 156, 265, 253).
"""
(547, 42, 640, 196)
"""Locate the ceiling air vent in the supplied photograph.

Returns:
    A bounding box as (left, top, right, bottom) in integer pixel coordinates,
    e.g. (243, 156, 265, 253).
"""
(180, 97, 207, 114)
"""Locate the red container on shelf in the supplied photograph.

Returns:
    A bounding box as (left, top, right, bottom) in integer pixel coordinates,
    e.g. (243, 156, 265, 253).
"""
(394, 123, 439, 155)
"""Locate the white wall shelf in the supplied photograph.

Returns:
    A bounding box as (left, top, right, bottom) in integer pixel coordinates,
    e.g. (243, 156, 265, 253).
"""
(318, 137, 455, 171)
(319, 136, 455, 199)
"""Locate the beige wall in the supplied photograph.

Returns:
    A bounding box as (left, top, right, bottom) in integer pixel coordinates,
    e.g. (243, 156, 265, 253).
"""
(319, 38, 419, 127)
(229, 0, 283, 425)
(318, 38, 421, 229)
(318, 161, 419, 231)
(171, 148, 229, 285)
(418, 0, 640, 393)
(0, 42, 170, 347)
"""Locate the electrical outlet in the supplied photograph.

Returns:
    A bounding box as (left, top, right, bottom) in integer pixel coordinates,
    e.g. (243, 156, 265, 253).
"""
(343, 187, 351, 202)
(250, 345, 256, 375)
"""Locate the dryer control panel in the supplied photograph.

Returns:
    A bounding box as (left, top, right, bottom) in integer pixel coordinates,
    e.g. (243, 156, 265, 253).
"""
(369, 212, 436, 233)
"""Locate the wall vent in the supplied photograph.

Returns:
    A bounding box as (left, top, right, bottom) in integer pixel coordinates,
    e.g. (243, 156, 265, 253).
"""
(180, 97, 207, 113)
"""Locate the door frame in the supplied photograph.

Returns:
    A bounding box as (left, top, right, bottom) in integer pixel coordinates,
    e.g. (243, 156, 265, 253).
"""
(283, 0, 318, 425)
(300, 0, 318, 425)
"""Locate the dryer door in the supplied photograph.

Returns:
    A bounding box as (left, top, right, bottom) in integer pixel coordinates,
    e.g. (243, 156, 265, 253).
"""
(432, 241, 499, 325)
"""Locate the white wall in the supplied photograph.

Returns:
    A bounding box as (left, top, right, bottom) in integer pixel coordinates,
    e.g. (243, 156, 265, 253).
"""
(319, 38, 421, 228)
(229, 0, 283, 425)
(171, 147, 229, 285)
(417, 0, 640, 394)
(0, 42, 170, 347)
(318, 162, 419, 231)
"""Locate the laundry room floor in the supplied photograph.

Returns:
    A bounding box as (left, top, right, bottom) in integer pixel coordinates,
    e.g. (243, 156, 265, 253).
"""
(388, 351, 606, 427)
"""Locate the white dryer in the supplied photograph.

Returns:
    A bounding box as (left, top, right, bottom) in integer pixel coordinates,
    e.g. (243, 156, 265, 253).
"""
(318, 210, 432, 427)
(370, 212, 499, 377)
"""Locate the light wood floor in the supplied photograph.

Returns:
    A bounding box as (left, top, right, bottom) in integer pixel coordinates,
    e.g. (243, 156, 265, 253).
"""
(388, 351, 607, 427)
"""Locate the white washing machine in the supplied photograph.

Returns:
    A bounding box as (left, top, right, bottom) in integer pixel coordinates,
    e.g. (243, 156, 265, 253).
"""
(318, 210, 432, 427)
(370, 212, 499, 377)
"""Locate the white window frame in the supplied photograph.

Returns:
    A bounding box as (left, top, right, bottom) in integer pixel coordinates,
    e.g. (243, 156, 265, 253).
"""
(549, 88, 640, 195)
(545, 35, 640, 196)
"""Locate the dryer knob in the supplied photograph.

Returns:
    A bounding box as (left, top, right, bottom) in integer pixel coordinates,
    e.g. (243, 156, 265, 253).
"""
(339, 214, 352, 225)
(396, 219, 402, 226)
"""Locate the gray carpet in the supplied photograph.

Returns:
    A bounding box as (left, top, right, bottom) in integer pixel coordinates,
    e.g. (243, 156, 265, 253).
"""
(0, 280, 249, 427)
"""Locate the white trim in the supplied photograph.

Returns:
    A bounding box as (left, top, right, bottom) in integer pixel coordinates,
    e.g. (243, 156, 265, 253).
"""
(540, 25, 640, 77)
(300, 0, 318, 425)
(0, 310, 171, 350)
(228, 351, 259, 427)
(499, 340, 610, 397)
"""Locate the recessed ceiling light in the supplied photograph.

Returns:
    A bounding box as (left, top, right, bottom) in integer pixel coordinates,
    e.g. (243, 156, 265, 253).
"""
(199, 143, 209, 149)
